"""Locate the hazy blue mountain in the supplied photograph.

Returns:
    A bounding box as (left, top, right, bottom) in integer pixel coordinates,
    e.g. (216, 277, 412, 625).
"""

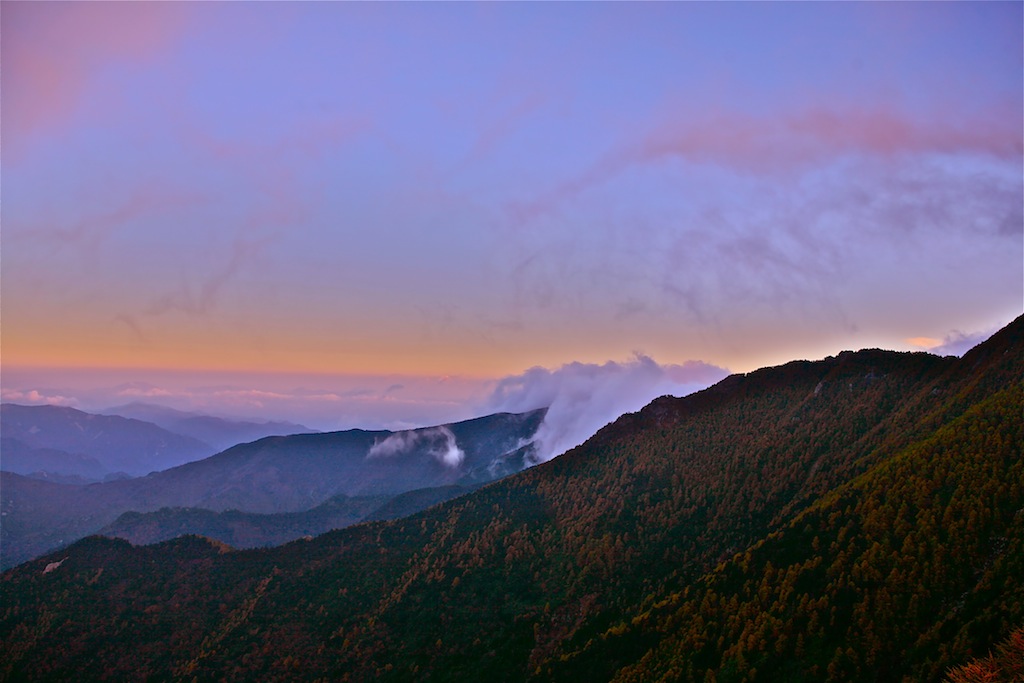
(100, 402, 316, 452)
(0, 408, 546, 568)
(0, 437, 110, 483)
(0, 404, 213, 477)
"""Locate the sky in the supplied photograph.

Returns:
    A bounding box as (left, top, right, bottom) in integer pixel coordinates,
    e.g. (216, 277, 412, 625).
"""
(2, 2, 1022, 443)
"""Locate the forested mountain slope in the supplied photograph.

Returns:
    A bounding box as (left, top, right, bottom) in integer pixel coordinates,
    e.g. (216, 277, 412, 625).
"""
(1, 315, 1020, 682)
(93, 484, 482, 550)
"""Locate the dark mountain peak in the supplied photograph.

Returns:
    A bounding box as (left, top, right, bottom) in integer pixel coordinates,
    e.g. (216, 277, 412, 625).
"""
(959, 312, 1023, 367)
(561, 324, 1016, 466)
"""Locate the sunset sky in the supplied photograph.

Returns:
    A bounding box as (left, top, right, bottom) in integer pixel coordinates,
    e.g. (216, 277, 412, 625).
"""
(2, 2, 1021, 433)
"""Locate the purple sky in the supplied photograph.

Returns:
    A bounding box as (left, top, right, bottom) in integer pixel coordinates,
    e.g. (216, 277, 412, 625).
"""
(2, 2, 1021, 435)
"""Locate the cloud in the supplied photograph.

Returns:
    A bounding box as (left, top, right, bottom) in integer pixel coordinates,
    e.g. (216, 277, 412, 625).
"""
(155, 237, 274, 317)
(367, 426, 465, 467)
(906, 337, 941, 350)
(905, 326, 1000, 357)
(483, 355, 729, 463)
(114, 235, 276, 340)
(510, 101, 1022, 226)
(499, 128, 1020, 349)
(929, 328, 998, 357)
(116, 385, 174, 398)
(637, 104, 1022, 172)
(0, 388, 78, 407)
(181, 113, 368, 166)
(1, 2, 191, 161)
(459, 91, 549, 168)
(8, 189, 207, 258)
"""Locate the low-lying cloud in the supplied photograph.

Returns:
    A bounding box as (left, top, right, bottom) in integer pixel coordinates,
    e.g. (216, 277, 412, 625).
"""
(0, 388, 78, 407)
(368, 426, 465, 467)
(906, 325, 1000, 357)
(930, 328, 998, 357)
(483, 355, 729, 463)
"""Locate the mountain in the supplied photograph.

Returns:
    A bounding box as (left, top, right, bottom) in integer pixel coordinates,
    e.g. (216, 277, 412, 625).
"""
(0, 409, 546, 569)
(0, 404, 213, 478)
(0, 437, 110, 483)
(94, 485, 481, 549)
(100, 402, 316, 452)
(93, 494, 390, 549)
(0, 316, 1020, 682)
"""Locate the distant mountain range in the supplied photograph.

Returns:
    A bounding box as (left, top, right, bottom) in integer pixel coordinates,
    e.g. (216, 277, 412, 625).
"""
(1, 315, 1019, 681)
(1, 403, 318, 484)
(98, 402, 315, 453)
(0, 404, 213, 478)
(0, 409, 546, 568)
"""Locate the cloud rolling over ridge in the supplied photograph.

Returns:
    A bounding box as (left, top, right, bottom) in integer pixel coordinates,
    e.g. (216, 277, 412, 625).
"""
(484, 356, 729, 463)
(368, 426, 465, 468)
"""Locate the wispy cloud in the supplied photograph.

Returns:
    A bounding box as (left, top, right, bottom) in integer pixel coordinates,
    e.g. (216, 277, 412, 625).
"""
(638, 104, 1022, 171)
(115, 384, 174, 399)
(7, 189, 206, 259)
(499, 121, 1020, 345)
(1, 2, 191, 161)
(458, 91, 549, 169)
(114, 235, 275, 343)
(908, 327, 1000, 357)
(510, 101, 1022, 227)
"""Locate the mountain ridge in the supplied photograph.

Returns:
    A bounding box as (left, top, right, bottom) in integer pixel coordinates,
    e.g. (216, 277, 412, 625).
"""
(0, 403, 213, 477)
(99, 402, 316, 452)
(0, 408, 546, 568)
(1, 316, 1020, 681)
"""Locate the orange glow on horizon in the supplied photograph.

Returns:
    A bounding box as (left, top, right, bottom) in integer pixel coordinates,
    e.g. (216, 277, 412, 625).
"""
(906, 336, 941, 350)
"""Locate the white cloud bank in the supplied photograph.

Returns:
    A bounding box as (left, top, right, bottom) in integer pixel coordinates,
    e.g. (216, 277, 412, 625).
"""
(483, 355, 729, 463)
(367, 425, 465, 467)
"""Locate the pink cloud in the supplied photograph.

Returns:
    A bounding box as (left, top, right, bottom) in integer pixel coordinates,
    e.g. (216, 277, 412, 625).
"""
(639, 104, 1022, 171)
(511, 101, 1023, 225)
(8, 187, 208, 259)
(458, 91, 549, 168)
(181, 114, 369, 166)
(0, 388, 77, 406)
(1, 2, 191, 160)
